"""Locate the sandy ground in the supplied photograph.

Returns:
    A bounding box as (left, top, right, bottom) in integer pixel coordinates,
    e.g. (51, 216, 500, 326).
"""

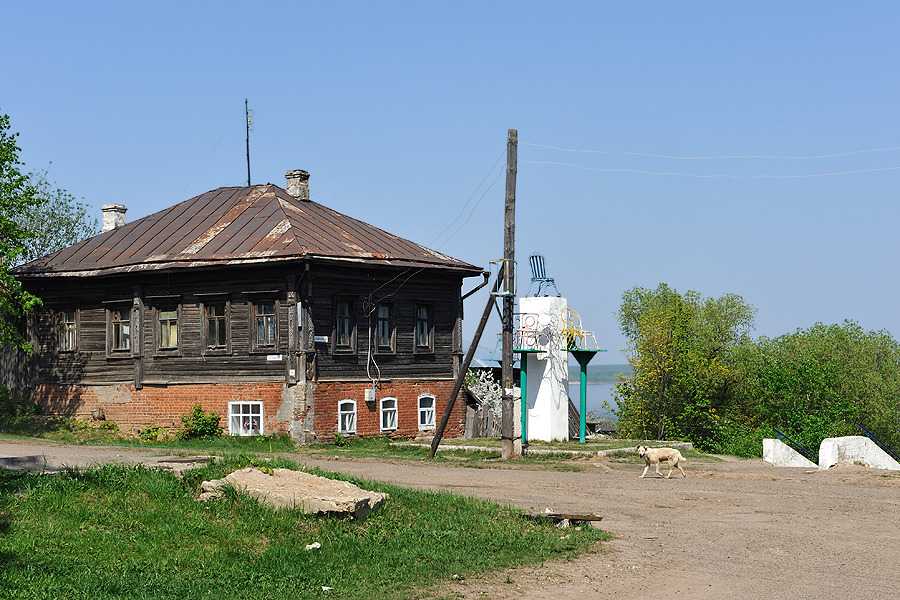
(1, 439, 899, 600)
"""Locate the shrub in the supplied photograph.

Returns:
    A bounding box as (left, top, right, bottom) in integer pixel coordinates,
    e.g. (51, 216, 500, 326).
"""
(98, 421, 119, 432)
(179, 405, 222, 440)
(139, 426, 168, 443)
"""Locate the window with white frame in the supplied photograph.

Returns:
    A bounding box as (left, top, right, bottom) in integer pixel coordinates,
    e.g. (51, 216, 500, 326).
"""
(338, 399, 357, 434)
(229, 401, 263, 436)
(380, 397, 398, 431)
(418, 395, 435, 430)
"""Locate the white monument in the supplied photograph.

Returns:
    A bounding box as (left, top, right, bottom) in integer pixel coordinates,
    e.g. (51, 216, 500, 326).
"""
(519, 295, 570, 442)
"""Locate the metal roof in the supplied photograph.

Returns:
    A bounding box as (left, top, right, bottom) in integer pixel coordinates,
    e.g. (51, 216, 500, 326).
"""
(15, 184, 482, 277)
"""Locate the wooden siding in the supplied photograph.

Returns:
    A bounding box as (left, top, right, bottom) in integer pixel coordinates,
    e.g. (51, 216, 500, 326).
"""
(23, 261, 464, 387)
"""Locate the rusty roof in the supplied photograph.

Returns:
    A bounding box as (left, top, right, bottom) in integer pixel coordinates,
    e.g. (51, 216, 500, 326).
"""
(16, 184, 482, 277)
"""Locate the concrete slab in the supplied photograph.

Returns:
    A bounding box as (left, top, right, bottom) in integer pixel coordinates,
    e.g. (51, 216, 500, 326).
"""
(198, 467, 388, 518)
(762, 439, 818, 468)
(818, 436, 900, 471)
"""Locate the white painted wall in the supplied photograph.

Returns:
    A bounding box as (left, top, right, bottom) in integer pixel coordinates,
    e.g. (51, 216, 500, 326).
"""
(520, 296, 569, 442)
(818, 436, 900, 471)
(762, 438, 818, 468)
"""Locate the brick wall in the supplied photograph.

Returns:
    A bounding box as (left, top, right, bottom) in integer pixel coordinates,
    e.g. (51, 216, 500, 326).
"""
(31, 378, 466, 441)
(32, 383, 289, 435)
(313, 379, 465, 440)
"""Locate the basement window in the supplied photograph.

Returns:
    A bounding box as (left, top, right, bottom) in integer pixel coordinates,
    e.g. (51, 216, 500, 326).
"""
(380, 397, 398, 431)
(338, 399, 357, 434)
(229, 401, 263, 436)
(418, 395, 435, 430)
(58, 309, 77, 352)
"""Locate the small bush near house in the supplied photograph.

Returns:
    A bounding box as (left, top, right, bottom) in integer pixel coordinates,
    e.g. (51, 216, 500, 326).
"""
(0, 457, 606, 599)
(138, 425, 168, 443)
(97, 420, 119, 432)
(179, 405, 222, 440)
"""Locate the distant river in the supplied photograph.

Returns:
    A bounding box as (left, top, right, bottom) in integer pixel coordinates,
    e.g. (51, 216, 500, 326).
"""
(568, 381, 618, 421)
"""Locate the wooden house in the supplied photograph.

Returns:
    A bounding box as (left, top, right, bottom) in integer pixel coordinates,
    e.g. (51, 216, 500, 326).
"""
(13, 169, 484, 440)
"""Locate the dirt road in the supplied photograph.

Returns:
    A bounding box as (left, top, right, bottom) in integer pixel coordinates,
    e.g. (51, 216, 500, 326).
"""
(2, 439, 898, 599)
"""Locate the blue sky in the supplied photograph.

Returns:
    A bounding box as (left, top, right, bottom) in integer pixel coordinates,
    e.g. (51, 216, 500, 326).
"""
(3, 2, 900, 362)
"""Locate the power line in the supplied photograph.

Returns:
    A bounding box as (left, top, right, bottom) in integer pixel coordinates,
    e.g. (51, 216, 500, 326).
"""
(432, 150, 504, 245)
(525, 159, 900, 179)
(433, 155, 505, 247)
(523, 141, 900, 161)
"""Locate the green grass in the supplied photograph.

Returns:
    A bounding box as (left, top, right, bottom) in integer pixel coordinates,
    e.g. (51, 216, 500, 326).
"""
(0, 417, 297, 453)
(0, 457, 606, 599)
(436, 437, 689, 451)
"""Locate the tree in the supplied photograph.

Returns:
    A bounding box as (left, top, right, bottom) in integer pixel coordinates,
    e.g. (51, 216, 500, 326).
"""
(729, 321, 900, 453)
(615, 283, 754, 444)
(14, 171, 98, 265)
(0, 114, 42, 351)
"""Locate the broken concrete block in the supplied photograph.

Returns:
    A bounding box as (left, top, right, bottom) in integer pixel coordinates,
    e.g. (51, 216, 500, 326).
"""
(198, 468, 387, 518)
(763, 439, 817, 468)
(818, 436, 900, 471)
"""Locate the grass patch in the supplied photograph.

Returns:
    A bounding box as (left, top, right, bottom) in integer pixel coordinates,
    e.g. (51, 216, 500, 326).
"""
(0, 457, 606, 599)
(0, 417, 296, 453)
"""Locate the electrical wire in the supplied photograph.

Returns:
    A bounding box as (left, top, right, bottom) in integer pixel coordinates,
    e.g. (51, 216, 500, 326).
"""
(433, 151, 505, 247)
(523, 141, 900, 161)
(524, 159, 900, 179)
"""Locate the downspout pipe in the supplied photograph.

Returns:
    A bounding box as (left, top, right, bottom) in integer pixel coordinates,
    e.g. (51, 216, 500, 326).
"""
(461, 271, 491, 301)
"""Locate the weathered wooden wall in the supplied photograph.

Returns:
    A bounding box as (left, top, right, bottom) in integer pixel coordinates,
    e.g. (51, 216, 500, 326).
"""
(19, 261, 465, 388)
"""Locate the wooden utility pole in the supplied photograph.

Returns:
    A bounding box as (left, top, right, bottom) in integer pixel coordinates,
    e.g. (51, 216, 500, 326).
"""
(501, 128, 518, 459)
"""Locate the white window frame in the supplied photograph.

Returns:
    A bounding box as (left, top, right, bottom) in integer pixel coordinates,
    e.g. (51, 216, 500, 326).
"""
(228, 401, 264, 436)
(337, 399, 357, 435)
(418, 394, 436, 430)
(380, 396, 398, 432)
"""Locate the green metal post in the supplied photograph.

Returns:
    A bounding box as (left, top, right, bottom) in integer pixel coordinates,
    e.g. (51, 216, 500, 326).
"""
(519, 353, 528, 448)
(579, 363, 587, 444)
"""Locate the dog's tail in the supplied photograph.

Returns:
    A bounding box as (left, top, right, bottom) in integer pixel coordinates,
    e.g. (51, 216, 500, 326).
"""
(677, 450, 687, 463)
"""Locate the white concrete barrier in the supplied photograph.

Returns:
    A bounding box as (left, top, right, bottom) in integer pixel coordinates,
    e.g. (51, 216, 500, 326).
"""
(818, 436, 900, 471)
(763, 438, 818, 468)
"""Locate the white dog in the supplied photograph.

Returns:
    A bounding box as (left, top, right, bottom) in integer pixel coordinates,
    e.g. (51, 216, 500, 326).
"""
(637, 445, 687, 479)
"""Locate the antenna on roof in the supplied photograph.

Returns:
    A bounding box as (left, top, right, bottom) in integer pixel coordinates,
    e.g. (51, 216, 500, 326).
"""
(244, 98, 253, 186)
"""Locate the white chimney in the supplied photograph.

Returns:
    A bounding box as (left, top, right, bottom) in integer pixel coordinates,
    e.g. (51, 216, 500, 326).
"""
(285, 169, 310, 201)
(101, 204, 127, 232)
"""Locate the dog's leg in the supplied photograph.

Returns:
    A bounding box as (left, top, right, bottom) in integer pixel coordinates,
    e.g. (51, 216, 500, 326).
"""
(655, 462, 663, 478)
(640, 465, 648, 479)
(677, 464, 686, 478)
(666, 466, 673, 479)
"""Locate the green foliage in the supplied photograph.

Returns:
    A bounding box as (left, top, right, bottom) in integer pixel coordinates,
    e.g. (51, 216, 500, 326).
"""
(0, 114, 42, 351)
(138, 425, 168, 443)
(615, 283, 754, 445)
(729, 321, 900, 453)
(178, 405, 222, 440)
(616, 282, 900, 457)
(14, 171, 99, 265)
(0, 459, 605, 599)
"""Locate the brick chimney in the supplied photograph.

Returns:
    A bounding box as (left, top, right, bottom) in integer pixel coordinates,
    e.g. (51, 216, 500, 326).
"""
(285, 169, 310, 201)
(101, 204, 127, 232)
